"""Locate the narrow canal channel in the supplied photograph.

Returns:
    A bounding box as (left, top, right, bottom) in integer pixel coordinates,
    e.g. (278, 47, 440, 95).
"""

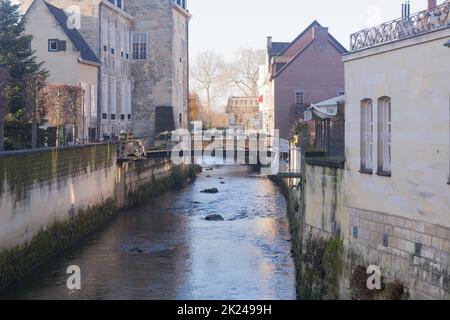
(1, 166, 296, 300)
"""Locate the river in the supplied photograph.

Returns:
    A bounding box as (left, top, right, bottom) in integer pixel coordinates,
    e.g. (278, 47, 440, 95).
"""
(0, 165, 296, 300)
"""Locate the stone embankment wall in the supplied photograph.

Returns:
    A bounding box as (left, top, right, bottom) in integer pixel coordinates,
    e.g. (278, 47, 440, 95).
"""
(0, 143, 198, 289)
(275, 159, 449, 300)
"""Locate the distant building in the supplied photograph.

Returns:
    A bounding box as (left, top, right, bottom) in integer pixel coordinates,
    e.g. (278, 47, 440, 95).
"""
(304, 94, 345, 158)
(226, 96, 260, 130)
(22, 0, 191, 146)
(259, 21, 347, 139)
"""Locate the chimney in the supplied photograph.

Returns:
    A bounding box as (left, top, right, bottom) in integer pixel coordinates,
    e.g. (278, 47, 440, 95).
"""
(267, 36, 272, 49)
(428, 0, 437, 9)
(313, 26, 329, 42)
(402, 1, 411, 19)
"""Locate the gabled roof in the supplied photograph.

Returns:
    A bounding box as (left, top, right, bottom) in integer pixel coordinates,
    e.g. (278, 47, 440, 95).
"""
(44, 2, 100, 65)
(269, 42, 289, 59)
(278, 20, 347, 57)
(271, 20, 348, 78)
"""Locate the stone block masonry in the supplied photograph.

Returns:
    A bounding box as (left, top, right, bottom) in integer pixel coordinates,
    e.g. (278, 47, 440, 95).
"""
(274, 158, 449, 300)
(0, 144, 198, 289)
(349, 208, 450, 300)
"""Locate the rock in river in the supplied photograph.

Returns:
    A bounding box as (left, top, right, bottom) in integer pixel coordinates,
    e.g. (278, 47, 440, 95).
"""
(129, 247, 144, 254)
(205, 214, 224, 221)
(201, 188, 219, 194)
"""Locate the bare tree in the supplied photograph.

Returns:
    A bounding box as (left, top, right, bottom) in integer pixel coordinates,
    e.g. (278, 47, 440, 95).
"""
(229, 48, 265, 97)
(65, 85, 83, 144)
(190, 51, 226, 128)
(45, 84, 66, 147)
(23, 73, 46, 149)
(0, 66, 10, 151)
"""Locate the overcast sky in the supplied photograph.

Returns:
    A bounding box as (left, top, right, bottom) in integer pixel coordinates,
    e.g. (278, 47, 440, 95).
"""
(188, 0, 443, 60)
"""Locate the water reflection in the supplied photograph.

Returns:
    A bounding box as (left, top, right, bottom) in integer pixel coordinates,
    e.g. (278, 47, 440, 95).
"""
(0, 165, 296, 300)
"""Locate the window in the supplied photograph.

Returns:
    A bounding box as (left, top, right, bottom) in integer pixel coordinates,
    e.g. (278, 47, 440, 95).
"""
(361, 99, 373, 173)
(295, 90, 304, 107)
(102, 113, 107, 120)
(132, 32, 148, 60)
(102, 76, 108, 117)
(377, 97, 392, 175)
(48, 39, 65, 52)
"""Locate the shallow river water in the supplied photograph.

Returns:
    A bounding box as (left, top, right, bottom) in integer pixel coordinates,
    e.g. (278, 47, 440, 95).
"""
(1, 165, 296, 300)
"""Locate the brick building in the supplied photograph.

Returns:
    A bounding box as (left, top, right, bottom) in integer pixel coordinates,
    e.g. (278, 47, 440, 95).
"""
(259, 21, 347, 140)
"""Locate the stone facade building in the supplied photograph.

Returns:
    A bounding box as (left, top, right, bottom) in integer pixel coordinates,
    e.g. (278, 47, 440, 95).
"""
(226, 96, 260, 130)
(21, 0, 191, 145)
(259, 21, 347, 140)
(286, 0, 450, 300)
(343, 0, 450, 299)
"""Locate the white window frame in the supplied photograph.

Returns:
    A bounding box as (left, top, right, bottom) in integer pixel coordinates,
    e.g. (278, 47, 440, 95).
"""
(111, 79, 116, 117)
(102, 76, 108, 118)
(48, 39, 59, 52)
(361, 99, 373, 172)
(295, 90, 304, 107)
(132, 32, 148, 61)
(378, 97, 392, 174)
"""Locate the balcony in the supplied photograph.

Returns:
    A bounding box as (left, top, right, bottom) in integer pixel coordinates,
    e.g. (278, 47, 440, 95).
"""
(350, 1, 450, 52)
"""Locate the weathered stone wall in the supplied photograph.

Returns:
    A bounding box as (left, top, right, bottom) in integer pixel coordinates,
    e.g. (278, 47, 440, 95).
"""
(0, 144, 116, 251)
(349, 208, 450, 300)
(278, 157, 449, 300)
(0, 143, 196, 289)
(126, 0, 174, 144)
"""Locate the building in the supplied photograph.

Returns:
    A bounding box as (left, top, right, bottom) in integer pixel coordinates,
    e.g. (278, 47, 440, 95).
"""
(259, 21, 347, 140)
(304, 95, 345, 158)
(22, 0, 191, 146)
(226, 96, 260, 130)
(284, 1, 450, 300)
(343, 0, 450, 299)
(23, 0, 101, 143)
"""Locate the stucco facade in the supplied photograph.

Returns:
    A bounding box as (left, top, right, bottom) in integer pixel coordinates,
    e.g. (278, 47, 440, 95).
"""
(343, 25, 450, 299)
(23, 0, 100, 143)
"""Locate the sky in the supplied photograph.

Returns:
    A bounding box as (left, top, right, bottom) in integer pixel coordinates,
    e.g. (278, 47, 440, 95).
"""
(188, 0, 442, 61)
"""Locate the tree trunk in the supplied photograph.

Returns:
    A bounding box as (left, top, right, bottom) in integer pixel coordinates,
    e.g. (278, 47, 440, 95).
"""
(56, 125, 60, 147)
(31, 117, 37, 149)
(0, 115, 4, 152)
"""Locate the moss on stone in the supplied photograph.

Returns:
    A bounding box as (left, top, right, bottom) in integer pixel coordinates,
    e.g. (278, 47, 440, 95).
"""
(0, 163, 201, 291)
(350, 264, 409, 300)
(0, 144, 114, 201)
(0, 199, 117, 290)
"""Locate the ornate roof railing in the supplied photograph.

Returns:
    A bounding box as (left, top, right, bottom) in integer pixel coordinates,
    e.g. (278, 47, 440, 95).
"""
(350, 1, 450, 52)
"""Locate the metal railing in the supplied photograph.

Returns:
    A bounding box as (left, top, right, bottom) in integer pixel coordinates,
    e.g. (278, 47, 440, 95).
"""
(350, 1, 450, 52)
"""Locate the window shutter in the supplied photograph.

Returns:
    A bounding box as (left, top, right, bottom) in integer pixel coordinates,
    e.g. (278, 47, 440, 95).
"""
(58, 40, 67, 51)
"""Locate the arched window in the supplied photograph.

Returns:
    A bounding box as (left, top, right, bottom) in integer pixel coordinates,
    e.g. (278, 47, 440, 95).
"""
(377, 97, 392, 175)
(361, 99, 373, 172)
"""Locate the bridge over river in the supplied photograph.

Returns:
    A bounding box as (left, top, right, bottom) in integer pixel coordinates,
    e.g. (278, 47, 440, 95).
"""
(0, 165, 296, 300)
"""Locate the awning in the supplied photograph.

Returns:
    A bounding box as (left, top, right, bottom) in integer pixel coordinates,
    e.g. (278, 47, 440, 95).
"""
(305, 95, 345, 120)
